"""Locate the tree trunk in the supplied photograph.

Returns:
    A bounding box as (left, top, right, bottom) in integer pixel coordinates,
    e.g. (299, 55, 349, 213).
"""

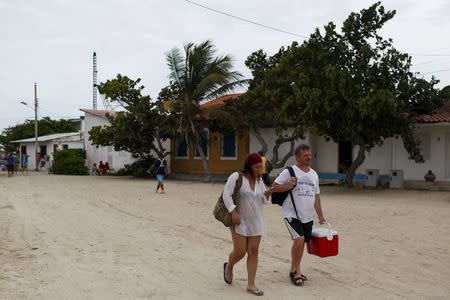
(250, 127, 268, 155)
(272, 139, 295, 169)
(344, 144, 366, 186)
(188, 118, 211, 182)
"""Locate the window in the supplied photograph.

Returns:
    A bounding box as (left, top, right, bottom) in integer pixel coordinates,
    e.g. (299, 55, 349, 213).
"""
(194, 129, 209, 159)
(419, 134, 431, 160)
(221, 132, 237, 159)
(39, 145, 47, 156)
(62, 144, 69, 150)
(175, 131, 188, 158)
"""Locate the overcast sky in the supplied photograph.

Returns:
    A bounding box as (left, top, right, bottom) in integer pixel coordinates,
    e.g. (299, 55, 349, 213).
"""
(1, 0, 449, 132)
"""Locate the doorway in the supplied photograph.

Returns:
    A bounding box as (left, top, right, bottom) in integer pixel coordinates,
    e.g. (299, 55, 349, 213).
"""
(338, 142, 353, 173)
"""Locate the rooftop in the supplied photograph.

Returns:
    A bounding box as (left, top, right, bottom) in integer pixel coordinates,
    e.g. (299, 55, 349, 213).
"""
(417, 101, 450, 123)
(11, 132, 82, 143)
(80, 108, 116, 119)
(200, 93, 242, 109)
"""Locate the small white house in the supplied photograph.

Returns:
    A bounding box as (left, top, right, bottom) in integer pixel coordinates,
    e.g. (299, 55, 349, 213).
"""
(80, 108, 135, 171)
(12, 132, 84, 171)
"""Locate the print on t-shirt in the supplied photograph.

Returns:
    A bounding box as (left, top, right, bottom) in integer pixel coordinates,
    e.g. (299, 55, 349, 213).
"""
(297, 177, 316, 198)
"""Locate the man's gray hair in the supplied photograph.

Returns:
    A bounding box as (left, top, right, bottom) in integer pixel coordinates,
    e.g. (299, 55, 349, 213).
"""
(294, 144, 311, 156)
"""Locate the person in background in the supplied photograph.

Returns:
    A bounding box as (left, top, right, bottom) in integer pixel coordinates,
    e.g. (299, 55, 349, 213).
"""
(91, 163, 100, 176)
(258, 151, 270, 186)
(150, 157, 168, 194)
(272, 144, 326, 286)
(21, 153, 29, 175)
(104, 162, 110, 174)
(36, 152, 41, 171)
(6, 152, 15, 177)
(99, 161, 106, 176)
(223, 153, 272, 297)
(13, 152, 20, 175)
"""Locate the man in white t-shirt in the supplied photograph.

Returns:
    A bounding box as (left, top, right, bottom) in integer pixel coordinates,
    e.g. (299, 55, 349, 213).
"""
(272, 144, 326, 286)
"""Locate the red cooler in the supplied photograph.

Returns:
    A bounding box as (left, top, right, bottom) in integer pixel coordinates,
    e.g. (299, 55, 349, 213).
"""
(307, 223, 338, 258)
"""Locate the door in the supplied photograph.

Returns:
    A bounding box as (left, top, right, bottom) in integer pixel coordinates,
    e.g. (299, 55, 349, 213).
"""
(446, 134, 450, 178)
(338, 142, 353, 173)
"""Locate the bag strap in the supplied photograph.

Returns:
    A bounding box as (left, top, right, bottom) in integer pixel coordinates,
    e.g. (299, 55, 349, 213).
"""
(232, 172, 243, 209)
(287, 166, 300, 220)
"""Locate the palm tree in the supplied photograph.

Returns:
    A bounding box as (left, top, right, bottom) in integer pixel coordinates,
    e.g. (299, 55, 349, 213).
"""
(166, 40, 245, 181)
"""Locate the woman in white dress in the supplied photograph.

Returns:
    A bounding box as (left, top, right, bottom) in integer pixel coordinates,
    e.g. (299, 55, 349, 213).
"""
(222, 153, 272, 296)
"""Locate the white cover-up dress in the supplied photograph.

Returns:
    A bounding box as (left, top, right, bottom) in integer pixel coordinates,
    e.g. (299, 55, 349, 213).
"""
(223, 172, 271, 237)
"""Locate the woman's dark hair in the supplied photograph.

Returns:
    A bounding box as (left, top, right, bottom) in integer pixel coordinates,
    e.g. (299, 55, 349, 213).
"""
(242, 158, 261, 179)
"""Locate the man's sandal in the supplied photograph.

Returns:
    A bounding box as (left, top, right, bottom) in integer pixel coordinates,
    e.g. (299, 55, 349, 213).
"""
(247, 288, 264, 296)
(290, 271, 307, 281)
(289, 272, 304, 286)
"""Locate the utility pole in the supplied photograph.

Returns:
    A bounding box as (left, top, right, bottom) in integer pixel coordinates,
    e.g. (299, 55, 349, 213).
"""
(34, 82, 39, 172)
(93, 52, 97, 109)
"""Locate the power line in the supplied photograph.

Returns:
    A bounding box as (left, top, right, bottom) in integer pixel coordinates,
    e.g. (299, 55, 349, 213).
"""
(183, 0, 308, 38)
(410, 53, 450, 57)
(421, 68, 450, 75)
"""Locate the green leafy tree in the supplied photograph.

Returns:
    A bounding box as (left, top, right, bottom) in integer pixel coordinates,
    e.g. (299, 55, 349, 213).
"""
(88, 74, 174, 160)
(0, 117, 77, 151)
(261, 2, 443, 185)
(165, 40, 245, 180)
(215, 46, 306, 169)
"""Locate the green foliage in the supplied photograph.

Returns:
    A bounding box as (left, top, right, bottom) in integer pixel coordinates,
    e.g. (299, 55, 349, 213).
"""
(52, 149, 88, 175)
(115, 156, 155, 178)
(237, 2, 443, 185)
(89, 74, 174, 159)
(0, 117, 77, 152)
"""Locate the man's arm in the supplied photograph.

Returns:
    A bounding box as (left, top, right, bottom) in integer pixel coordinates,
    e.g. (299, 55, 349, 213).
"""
(314, 194, 326, 224)
(271, 177, 297, 192)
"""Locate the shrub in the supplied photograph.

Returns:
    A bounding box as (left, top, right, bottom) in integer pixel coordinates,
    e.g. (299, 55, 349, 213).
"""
(115, 156, 155, 178)
(52, 149, 88, 175)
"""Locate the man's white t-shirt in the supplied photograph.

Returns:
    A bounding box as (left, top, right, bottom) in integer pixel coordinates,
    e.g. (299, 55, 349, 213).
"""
(274, 165, 320, 223)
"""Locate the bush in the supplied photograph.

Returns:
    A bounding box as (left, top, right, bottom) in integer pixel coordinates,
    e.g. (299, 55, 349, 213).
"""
(52, 149, 89, 175)
(115, 156, 155, 178)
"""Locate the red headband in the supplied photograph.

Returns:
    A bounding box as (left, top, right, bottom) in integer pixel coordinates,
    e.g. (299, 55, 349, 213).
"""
(247, 153, 262, 166)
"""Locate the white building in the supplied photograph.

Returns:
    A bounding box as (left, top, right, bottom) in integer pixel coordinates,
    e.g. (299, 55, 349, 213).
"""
(80, 108, 135, 171)
(171, 94, 449, 184)
(12, 132, 84, 171)
(249, 102, 450, 182)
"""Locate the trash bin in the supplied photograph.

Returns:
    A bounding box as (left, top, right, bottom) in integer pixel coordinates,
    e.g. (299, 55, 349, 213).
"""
(365, 169, 379, 187)
(389, 169, 404, 189)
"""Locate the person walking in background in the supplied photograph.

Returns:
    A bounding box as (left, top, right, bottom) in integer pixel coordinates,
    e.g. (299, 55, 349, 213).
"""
(13, 152, 20, 175)
(21, 153, 29, 175)
(6, 152, 15, 177)
(272, 144, 326, 286)
(150, 157, 168, 194)
(258, 151, 271, 186)
(223, 153, 272, 297)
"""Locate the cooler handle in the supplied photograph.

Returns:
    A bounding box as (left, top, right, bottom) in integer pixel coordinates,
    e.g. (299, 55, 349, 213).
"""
(320, 222, 333, 241)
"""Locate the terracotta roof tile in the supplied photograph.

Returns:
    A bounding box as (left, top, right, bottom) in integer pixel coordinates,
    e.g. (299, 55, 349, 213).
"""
(417, 102, 450, 123)
(200, 93, 242, 109)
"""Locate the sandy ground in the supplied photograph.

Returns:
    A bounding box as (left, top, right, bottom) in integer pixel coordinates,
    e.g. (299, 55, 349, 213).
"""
(0, 173, 449, 300)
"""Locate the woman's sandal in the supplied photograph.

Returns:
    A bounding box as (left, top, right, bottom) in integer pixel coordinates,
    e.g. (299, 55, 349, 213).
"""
(223, 262, 232, 285)
(289, 271, 307, 281)
(247, 288, 264, 296)
(289, 272, 304, 286)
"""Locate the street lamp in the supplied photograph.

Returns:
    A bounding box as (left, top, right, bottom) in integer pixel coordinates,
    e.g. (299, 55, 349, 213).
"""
(19, 83, 39, 172)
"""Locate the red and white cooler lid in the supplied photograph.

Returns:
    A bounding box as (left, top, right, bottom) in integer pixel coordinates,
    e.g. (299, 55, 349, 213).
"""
(311, 223, 338, 240)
